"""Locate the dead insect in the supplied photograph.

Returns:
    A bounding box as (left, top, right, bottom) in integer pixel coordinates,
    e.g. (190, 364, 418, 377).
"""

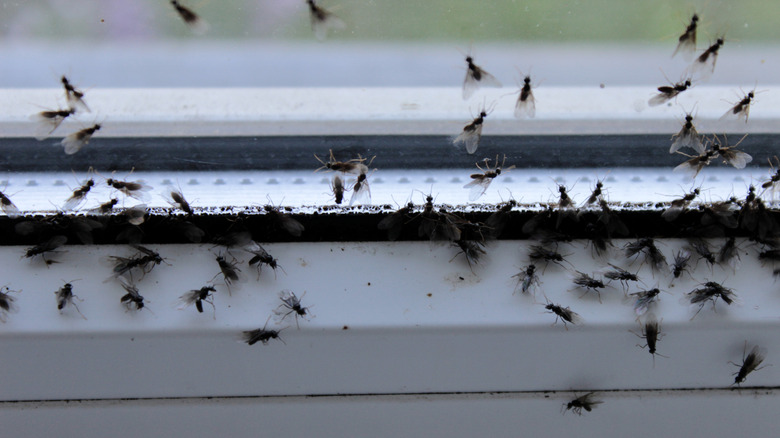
(710, 134, 752, 169)
(604, 263, 639, 291)
(170, 0, 209, 34)
(119, 278, 146, 311)
(314, 149, 368, 175)
(61, 124, 101, 155)
(24, 235, 67, 263)
(91, 198, 119, 214)
(0, 286, 20, 322)
(692, 37, 724, 76)
(274, 290, 311, 329)
(563, 393, 602, 415)
(670, 112, 704, 155)
(215, 254, 241, 293)
(572, 272, 607, 302)
(731, 343, 768, 385)
(462, 55, 502, 99)
(178, 285, 216, 316)
(61, 76, 89, 112)
(514, 74, 536, 118)
(648, 77, 692, 106)
(247, 244, 284, 280)
(451, 239, 486, 270)
(671, 249, 692, 279)
(0, 191, 20, 217)
(464, 155, 514, 201)
(672, 13, 698, 60)
(31, 107, 76, 140)
(306, 0, 345, 41)
(166, 189, 193, 215)
(721, 90, 756, 123)
(264, 204, 305, 237)
(242, 321, 285, 346)
(686, 281, 737, 319)
(106, 176, 152, 201)
(63, 177, 95, 210)
(55, 281, 86, 319)
(628, 288, 661, 316)
(512, 264, 541, 295)
(332, 174, 345, 204)
(634, 313, 666, 364)
(378, 202, 414, 241)
(110, 245, 165, 279)
(453, 107, 489, 155)
(662, 188, 700, 221)
(545, 302, 581, 328)
(624, 238, 667, 273)
(349, 172, 371, 206)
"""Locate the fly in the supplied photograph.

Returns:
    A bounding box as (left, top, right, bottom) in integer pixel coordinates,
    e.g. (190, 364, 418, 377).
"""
(332, 174, 345, 205)
(686, 281, 737, 319)
(512, 264, 541, 295)
(170, 0, 209, 34)
(247, 244, 284, 280)
(634, 313, 666, 365)
(718, 237, 740, 270)
(662, 188, 700, 222)
(0, 191, 20, 217)
(32, 107, 75, 140)
(24, 235, 67, 263)
(0, 286, 19, 323)
(514, 74, 536, 118)
(671, 249, 692, 279)
(242, 320, 285, 346)
(572, 272, 607, 303)
(648, 77, 692, 106)
(378, 201, 414, 241)
(119, 278, 146, 311)
(264, 204, 305, 237)
(463, 155, 514, 201)
(61, 76, 89, 112)
(91, 198, 118, 214)
(61, 124, 101, 155)
(178, 285, 216, 316)
(672, 13, 698, 60)
(55, 281, 86, 319)
(624, 238, 667, 273)
(628, 288, 661, 316)
(485, 199, 516, 239)
(670, 111, 704, 155)
(274, 290, 311, 329)
(451, 239, 486, 271)
(110, 245, 165, 280)
(710, 134, 752, 169)
(462, 55, 501, 99)
(63, 177, 95, 210)
(603, 263, 639, 292)
(106, 176, 152, 201)
(721, 90, 756, 123)
(215, 254, 241, 293)
(563, 393, 602, 415)
(731, 343, 768, 385)
(689, 239, 716, 269)
(673, 148, 715, 178)
(123, 204, 147, 226)
(453, 107, 489, 155)
(306, 0, 346, 41)
(583, 180, 605, 207)
(545, 301, 582, 328)
(761, 157, 780, 195)
(314, 149, 368, 175)
(167, 189, 193, 215)
(349, 172, 371, 206)
(693, 37, 724, 76)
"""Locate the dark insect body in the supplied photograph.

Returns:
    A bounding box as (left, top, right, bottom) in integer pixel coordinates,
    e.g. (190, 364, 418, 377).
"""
(0, 191, 20, 217)
(686, 281, 737, 319)
(63, 178, 95, 210)
(243, 318, 285, 346)
(350, 171, 371, 205)
(451, 239, 486, 270)
(564, 393, 602, 415)
(247, 244, 283, 280)
(314, 149, 368, 175)
(119, 280, 145, 311)
(529, 245, 569, 269)
(583, 180, 604, 206)
(106, 177, 151, 201)
(274, 290, 310, 329)
(463, 155, 514, 200)
(306, 0, 345, 41)
(572, 272, 607, 302)
(629, 288, 661, 316)
(179, 286, 216, 315)
(662, 188, 700, 221)
(61, 76, 89, 112)
(545, 302, 581, 328)
(649, 78, 692, 106)
(378, 202, 414, 241)
(672, 13, 698, 60)
(722, 90, 755, 123)
(624, 238, 667, 272)
(24, 235, 67, 262)
(168, 189, 193, 214)
(0, 286, 19, 322)
(111, 245, 165, 279)
(462, 55, 501, 99)
(32, 107, 76, 140)
(604, 264, 639, 291)
(694, 37, 724, 75)
(55, 282, 86, 319)
(514, 75, 536, 118)
(670, 112, 704, 154)
(732, 344, 767, 385)
(264, 205, 305, 237)
(635, 314, 665, 364)
(512, 264, 540, 295)
(61, 124, 101, 155)
(171, 0, 209, 34)
(453, 109, 488, 155)
(332, 175, 345, 205)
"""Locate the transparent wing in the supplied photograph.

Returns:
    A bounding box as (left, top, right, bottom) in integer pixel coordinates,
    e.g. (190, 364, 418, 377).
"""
(462, 71, 479, 99)
(311, 12, 345, 41)
(672, 36, 696, 61)
(514, 93, 536, 118)
(648, 93, 671, 107)
(349, 179, 371, 206)
(453, 124, 483, 154)
(464, 178, 491, 201)
(725, 151, 752, 169)
(61, 133, 89, 155)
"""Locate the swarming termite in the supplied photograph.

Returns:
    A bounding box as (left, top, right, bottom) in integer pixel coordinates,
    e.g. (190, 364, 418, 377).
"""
(463, 155, 514, 201)
(563, 393, 602, 415)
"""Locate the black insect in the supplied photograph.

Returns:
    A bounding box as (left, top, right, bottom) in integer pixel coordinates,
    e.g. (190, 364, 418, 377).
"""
(635, 313, 665, 364)
(264, 204, 305, 237)
(212, 231, 254, 250)
(649, 77, 692, 106)
(628, 288, 661, 316)
(91, 198, 118, 214)
(178, 286, 216, 316)
(167, 189, 193, 215)
(350, 171, 371, 206)
(701, 197, 739, 229)
(462, 55, 501, 99)
(710, 134, 752, 169)
(106, 176, 151, 201)
(332, 174, 345, 204)
(55, 282, 85, 319)
(274, 290, 310, 329)
(674, 148, 715, 178)
(670, 111, 704, 155)
(119, 279, 146, 311)
(718, 237, 740, 270)
(242, 323, 285, 346)
(61, 124, 101, 155)
(61, 75, 89, 112)
(529, 245, 570, 270)
(171, 0, 209, 34)
(419, 205, 464, 242)
(485, 199, 516, 239)
(306, 0, 345, 41)
(0, 286, 19, 322)
(693, 37, 724, 75)
(451, 239, 486, 271)
(624, 238, 667, 273)
(215, 255, 241, 293)
(762, 157, 780, 194)
(662, 188, 700, 221)
(758, 249, 780, 263)
(24, 235, 67, 263)
(689, 239, 716, 269)
(721, 90, 756, 123)
(378, 201, 414, 241)
(545, 301, 581, 328)
(572, 272, 607, 302)
(604, 264, 639, 291)
(597, 200, 629, 237)
(247, 244, 284, 280)
(512, 264, 540, 295)
(453, 108, 488, 155)
(111, 245, 165, 279)
(314, 149, 368, 175)
(672, 13, 698, 60)
(556, 184, 575, 209)
(0, 191, 20, 217)
(563, 393, 602, 415)
(464, 155, 514, 201)
(514, 74, 536, 118)
(63, 177, 95, 210)
(672, 250, 691, 279)
(686, 281, 737, 319)
(583, 180, 604, 207)
(731, 344, 768, 385)
(32, 107, 76, 140)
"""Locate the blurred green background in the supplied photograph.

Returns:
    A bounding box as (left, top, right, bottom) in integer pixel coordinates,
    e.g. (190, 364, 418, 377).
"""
(0, 0, 778, 42)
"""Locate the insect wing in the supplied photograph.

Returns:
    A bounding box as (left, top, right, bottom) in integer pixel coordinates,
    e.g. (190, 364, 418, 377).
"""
(453, 122, 483, 154)
(310, 5, 345, 41)
(463, 66, 501, 99)
(514, 90, 536, 118)
(349, 177, 371, 206)
(723, 150, 752, 169)
(670, 125, 704, 155)
(463, 177, 491, 201)
(31, 111, 68, 140)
